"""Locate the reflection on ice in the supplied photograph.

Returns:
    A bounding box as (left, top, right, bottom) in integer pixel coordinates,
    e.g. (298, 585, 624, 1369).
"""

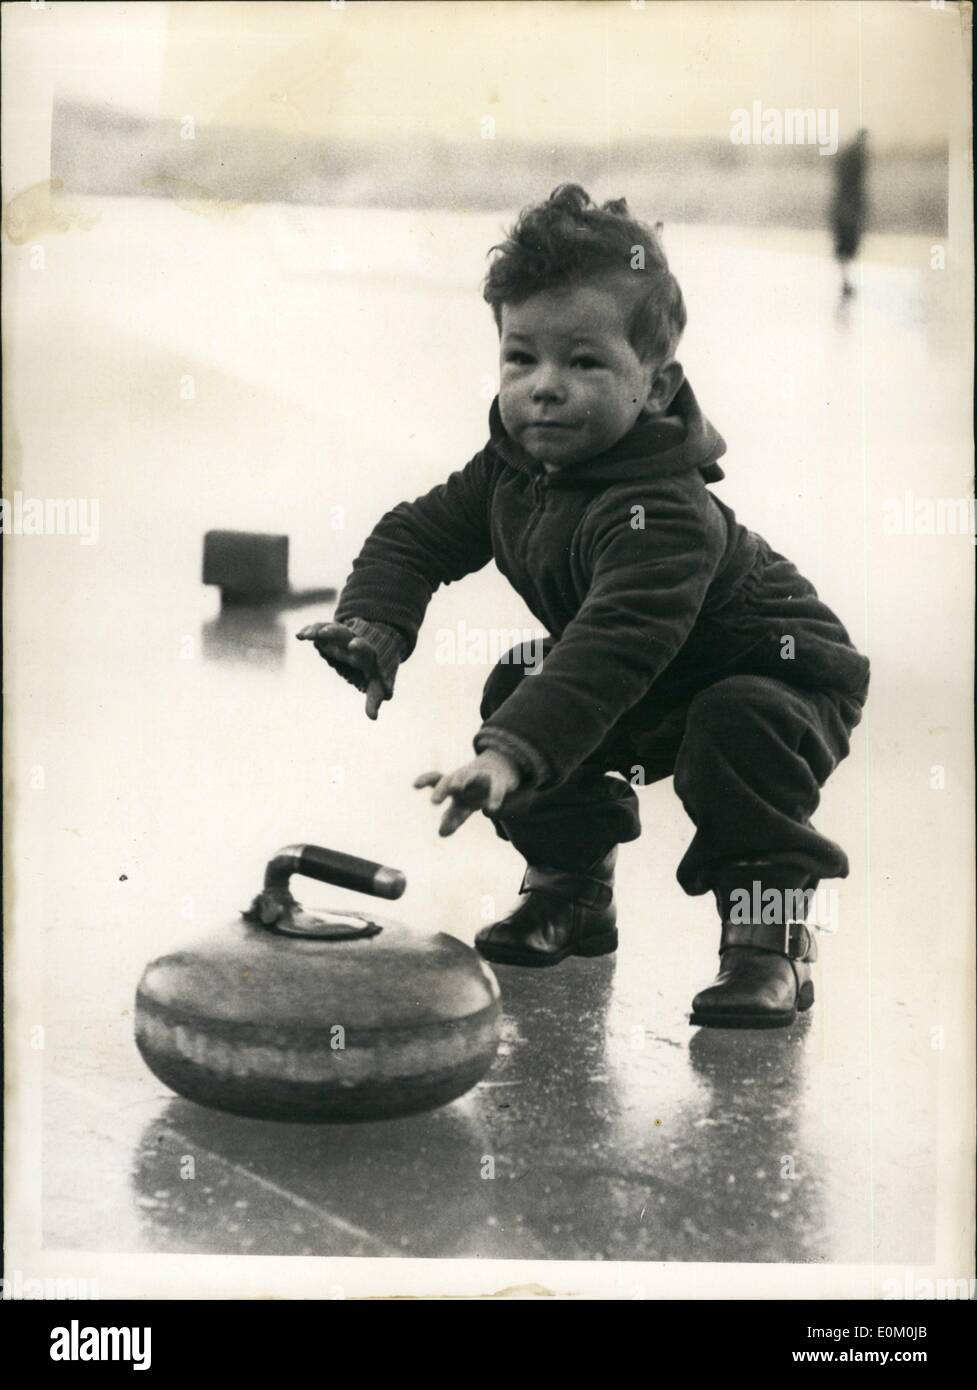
(201, 606, 289, 668)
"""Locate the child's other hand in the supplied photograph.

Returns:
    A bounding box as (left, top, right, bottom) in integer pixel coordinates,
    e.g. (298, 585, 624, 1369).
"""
(296, 621, 388, 720)
(414, 751, 522, 837)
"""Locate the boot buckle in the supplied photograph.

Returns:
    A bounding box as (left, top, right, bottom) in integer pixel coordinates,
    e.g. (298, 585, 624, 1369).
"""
(720, 920, 817, 961)
(520, 864, 613, 910)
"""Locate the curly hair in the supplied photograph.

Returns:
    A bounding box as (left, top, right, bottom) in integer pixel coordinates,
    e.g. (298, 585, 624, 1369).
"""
(483, 184, 686, 363)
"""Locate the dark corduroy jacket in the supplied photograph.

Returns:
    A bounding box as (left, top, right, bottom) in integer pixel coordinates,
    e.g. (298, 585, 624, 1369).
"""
(333, 382, 870, 789)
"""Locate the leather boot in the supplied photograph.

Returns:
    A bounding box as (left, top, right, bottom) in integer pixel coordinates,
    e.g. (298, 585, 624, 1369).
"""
(475, 849, 618, 967)
(690, 921, 818, 1028)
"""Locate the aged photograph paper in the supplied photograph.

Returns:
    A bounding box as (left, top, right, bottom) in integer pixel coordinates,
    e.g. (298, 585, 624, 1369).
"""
(3, 0, 974, 1302)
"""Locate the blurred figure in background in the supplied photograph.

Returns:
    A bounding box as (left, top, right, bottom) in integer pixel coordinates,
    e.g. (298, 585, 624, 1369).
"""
(831, 129, 869, 299)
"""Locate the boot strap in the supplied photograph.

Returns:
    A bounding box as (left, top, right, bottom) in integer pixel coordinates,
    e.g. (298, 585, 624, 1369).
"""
(720, 921, 817, 962)
(520, 865, 613, 910)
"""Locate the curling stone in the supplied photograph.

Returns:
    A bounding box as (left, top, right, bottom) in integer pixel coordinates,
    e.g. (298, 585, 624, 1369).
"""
(203, 530, 336, 609)
(134, 844, 501, 1123)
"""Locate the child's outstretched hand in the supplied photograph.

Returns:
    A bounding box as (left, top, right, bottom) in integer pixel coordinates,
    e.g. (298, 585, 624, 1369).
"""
(296, 621, 388, 720)
(414, 750, 521, 837)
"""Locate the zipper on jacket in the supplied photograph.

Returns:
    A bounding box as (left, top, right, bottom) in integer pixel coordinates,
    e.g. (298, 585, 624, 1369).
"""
(525, 473, 546, 547)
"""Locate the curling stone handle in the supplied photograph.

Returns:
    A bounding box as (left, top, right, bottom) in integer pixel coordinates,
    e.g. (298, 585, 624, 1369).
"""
(264, 844, 406, 900)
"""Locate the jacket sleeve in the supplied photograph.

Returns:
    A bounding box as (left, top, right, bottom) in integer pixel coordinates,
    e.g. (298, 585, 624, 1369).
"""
(334, 449, 495, 657)
(473, 482, 726, 787)
(326, 618, 408, 697)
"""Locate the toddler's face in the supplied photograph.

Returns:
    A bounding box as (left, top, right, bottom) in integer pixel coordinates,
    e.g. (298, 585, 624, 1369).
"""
(498, 281, 658, 468)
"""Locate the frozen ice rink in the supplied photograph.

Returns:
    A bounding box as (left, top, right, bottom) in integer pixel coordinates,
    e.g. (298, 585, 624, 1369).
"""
(5, 196, 973, 1287)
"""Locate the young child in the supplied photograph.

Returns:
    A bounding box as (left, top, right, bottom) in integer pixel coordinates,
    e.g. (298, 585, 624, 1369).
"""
(298, 185, 870, 1029)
